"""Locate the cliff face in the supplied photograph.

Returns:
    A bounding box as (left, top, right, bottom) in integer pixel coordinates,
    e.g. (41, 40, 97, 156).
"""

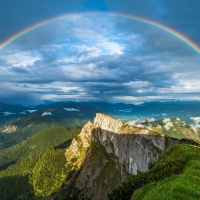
(61, 113, 181, 200)
(92, 113, 179, 174)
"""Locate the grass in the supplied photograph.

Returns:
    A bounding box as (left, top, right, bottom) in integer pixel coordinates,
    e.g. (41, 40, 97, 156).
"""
(108, 144, 200, 200)
(132, 144, 200, 200)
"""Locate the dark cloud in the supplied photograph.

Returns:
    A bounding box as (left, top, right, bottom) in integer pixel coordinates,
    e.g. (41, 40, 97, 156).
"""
(0, 0, 90, 43)
(104, 0, 200, 42)
(160, 0, 200, 45)
(0, 89, 42, 105)
(11, 67, 29, 74)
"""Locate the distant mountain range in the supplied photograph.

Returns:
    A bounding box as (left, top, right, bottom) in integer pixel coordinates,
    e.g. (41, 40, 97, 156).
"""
(0, 103, 106, 149)
(1, 100, 200, 124)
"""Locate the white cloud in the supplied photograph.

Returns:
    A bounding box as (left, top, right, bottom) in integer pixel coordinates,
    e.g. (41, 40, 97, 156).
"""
(1, 14, 200, 104)
(27, 110, 37, 113)
(118, 109, 132, 112)
(64, 108, 80, 112)
(163, 118, 174, 130)
(41, 112, 52, 116)
(0, 51, 40, 67)
(3, 112, 15, 116)
(190, 117, 200, 125)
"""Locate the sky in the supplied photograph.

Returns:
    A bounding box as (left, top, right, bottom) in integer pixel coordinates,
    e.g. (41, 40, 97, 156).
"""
(0, 0, 200, 105)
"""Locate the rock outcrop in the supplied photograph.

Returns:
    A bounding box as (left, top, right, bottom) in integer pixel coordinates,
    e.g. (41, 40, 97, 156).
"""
(2, 125, 17, 133)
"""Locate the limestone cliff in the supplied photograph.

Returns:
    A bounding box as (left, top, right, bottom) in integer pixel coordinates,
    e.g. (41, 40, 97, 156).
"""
(59, 113, 181, 200)
(92, 113, 179, 174)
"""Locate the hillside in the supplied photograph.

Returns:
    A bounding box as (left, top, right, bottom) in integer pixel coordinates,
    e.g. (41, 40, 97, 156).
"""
(0, 126, 80, 170)
(128, 118, 200, 141)
(0, 112, 64, 149)
(0, 147, 70, 200)
(108, 144, 200, 200)
(132, 144, 200, 200)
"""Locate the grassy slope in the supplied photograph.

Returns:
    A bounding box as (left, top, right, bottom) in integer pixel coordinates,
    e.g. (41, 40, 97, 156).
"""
(0, 125, 80, 200)
(0, 126, 80, 170)
(132, 144, 200, 200)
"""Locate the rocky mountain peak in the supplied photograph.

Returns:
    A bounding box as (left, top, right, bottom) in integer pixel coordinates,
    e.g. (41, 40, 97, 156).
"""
(94, 113, 124, 133)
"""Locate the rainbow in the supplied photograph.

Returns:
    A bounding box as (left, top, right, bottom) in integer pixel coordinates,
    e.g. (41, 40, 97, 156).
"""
(0, 12, 200, 54)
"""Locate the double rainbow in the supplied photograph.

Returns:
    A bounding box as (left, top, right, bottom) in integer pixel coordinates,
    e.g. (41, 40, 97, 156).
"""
(0, 12, 200, 54)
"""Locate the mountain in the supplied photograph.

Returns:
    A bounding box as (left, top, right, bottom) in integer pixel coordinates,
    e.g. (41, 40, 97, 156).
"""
(55, 113, 197, 200)
(2, 100, 200, 122)
(0, 102, 29, 113)
(1, 100, 200, 152)
(0, 113, 199, 199)
(0, 111, 64, 149)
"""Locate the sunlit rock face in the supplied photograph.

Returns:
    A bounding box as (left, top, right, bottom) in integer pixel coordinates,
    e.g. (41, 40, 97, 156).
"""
(91, 113, 180, 174)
